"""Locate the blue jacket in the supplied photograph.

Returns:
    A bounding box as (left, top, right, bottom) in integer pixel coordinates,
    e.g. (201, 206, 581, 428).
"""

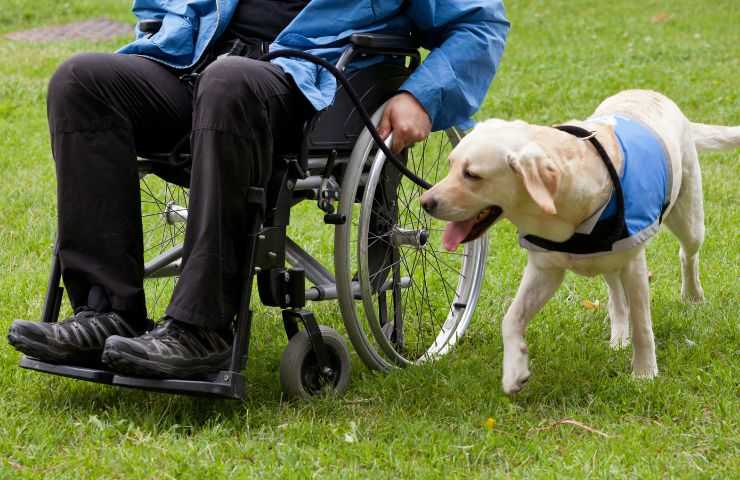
(520, 115, 673, 256)
(117, 0, 509, 131)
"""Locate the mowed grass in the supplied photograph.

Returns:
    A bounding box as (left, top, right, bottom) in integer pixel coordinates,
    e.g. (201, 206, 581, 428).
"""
(0, 0, 738, 478)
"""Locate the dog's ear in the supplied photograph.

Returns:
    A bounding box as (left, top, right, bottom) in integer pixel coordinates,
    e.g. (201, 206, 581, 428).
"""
(506, 148, 560, 215)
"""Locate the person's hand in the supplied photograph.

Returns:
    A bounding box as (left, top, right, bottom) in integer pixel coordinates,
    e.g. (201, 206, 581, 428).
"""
(377, 92, 432, 153)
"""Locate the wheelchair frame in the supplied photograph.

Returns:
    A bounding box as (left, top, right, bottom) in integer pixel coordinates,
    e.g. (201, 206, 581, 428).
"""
(20, 33, 488, 400)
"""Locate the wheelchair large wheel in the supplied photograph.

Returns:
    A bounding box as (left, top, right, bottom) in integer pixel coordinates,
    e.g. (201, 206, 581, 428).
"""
(138, 163, 188, 319)
(335, 105, 488, 371)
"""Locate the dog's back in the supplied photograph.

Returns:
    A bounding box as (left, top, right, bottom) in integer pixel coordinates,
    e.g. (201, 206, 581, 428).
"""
(594, 89, 740, 153)
(591, 89, 739, 212)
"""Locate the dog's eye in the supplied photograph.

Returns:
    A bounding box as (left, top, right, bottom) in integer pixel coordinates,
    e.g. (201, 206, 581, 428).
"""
(463, 169, 481, 181)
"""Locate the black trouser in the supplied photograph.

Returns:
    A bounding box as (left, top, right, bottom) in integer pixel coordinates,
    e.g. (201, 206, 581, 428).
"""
(47, 52, 308, 331)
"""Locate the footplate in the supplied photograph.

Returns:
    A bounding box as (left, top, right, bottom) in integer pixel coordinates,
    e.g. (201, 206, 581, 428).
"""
(19, 355, 114, 384)
(19, 356, 245, 400)
(113, 371, 245, 400)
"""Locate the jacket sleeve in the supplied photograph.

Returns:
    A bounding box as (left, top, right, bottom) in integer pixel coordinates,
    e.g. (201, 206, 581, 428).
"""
(401, 0, 509, 131)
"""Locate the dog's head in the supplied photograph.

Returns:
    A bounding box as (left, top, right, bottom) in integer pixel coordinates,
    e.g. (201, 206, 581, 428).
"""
(420, 119, 564, 251)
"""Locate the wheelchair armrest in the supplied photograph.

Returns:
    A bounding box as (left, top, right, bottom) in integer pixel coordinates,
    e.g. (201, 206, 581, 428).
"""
(138, 19, 163, 35)
(349, 33, 419, 53)
(337, 33, 421, 72)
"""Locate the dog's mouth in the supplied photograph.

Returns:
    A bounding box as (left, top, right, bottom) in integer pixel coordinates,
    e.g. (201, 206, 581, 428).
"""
(442, 206, 503, 251)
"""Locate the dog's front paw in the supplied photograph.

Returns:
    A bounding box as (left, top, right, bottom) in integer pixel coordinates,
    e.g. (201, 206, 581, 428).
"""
(632, 361, 658, 379)
(502, 368, 530, 395)
(609, 328, 630, 350)
(502, 345, 531, 395)
(681, 286, 705, 304)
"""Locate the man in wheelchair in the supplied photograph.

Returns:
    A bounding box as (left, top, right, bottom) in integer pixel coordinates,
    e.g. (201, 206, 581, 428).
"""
(8, 0, 509, 380)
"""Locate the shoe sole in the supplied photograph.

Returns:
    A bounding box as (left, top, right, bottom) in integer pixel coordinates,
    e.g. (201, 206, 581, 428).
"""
(7, 328, 100, 367)
(101, 348, 230, 379)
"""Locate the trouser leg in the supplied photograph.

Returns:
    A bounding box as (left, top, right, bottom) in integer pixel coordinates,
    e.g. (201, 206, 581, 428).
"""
(166, 56, 308, 331)
(47, 53, 192, 319)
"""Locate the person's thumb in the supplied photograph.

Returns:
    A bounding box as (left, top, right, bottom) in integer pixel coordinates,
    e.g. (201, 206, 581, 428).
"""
(377, 107, 392, 139)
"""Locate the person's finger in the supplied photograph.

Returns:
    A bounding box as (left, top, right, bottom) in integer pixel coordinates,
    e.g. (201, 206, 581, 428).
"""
(377, 106, 392, 139)
(391, 126, 407, 153)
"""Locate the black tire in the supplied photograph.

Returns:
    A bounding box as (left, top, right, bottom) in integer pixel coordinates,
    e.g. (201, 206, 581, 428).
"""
(279, 326, 352, 400)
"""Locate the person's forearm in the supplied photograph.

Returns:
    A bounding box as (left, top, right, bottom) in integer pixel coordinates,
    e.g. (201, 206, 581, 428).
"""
(401, 1, 510, 131)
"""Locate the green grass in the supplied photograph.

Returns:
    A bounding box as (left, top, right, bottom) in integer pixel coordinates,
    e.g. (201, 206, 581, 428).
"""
(1, 0, 738, 478)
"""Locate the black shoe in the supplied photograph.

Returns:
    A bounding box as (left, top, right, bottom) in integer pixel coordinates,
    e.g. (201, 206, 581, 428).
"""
(7, 310, 153, 366)
(101, 319, 232, 378)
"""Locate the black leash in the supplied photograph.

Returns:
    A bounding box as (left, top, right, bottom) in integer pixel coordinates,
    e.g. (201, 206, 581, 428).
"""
(259, 49, 432, 190)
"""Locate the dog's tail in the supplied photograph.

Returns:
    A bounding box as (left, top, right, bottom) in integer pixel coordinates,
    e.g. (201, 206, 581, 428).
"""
(690, 122, 740, 152)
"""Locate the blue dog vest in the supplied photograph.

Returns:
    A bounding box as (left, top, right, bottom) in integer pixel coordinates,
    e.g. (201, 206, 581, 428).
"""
(520, 115, 672, 256)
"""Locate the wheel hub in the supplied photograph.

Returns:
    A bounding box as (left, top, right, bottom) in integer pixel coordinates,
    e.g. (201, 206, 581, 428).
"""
(301, 352, 340, 394)
(163, 201, 188, 225)
(391, 226, 428, 249)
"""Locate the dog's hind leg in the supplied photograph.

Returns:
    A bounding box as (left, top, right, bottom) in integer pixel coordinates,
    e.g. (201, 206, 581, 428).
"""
(501, 260, 564, 395)
(664, 146, 705, 303)
(604, 271, 630, 349)
(621, 249, 658, 378)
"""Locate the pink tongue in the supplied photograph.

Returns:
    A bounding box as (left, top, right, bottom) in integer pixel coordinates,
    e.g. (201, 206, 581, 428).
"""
(442, 218, 478, 252)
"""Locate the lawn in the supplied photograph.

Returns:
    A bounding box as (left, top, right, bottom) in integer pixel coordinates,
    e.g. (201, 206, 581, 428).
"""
(0, 1, 738, 478)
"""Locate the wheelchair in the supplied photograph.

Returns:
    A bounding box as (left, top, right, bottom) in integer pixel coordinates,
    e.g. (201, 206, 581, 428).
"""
(20, 31, 489, 400)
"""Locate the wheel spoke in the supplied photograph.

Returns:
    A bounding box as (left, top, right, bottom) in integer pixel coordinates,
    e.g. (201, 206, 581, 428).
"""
(341, 126, 485, 368)
(139, 170, 189, 319)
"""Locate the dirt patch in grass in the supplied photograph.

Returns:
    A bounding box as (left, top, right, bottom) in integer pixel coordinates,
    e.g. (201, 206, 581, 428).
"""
(6, 18, 132, 43)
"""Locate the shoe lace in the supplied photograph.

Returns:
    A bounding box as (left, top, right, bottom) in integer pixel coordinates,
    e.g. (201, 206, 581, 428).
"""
(58, 311, 133, 338)
(57, 317, 79, 327)
(145, 319, 191, 348)
(57, 307, 96, 326)
(148, 319, 227, 357)
(73, 305, 96, 315)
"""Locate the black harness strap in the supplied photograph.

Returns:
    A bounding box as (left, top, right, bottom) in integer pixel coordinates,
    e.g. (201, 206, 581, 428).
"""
(522, 125, 629, 255)
(554, 125, 625, 222)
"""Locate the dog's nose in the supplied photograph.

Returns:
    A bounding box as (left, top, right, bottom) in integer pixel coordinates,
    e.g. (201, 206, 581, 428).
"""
(421, 196, 437, 214)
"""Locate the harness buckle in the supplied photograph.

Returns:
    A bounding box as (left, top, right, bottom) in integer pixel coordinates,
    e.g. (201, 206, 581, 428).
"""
(580, 130, 598, 141)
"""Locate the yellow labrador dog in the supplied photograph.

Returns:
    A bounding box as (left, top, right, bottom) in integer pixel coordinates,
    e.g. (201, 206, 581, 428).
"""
(420, 89, 739, 394)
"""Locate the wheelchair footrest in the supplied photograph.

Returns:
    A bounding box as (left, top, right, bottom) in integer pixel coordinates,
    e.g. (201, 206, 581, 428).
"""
(113, 371, 245, 400)
(20, 355, 115, 384)
(19, 355, 246, 400)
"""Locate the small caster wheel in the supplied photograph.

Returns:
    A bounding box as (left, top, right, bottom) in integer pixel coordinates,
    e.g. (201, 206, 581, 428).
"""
(280, 325, 351, 400)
